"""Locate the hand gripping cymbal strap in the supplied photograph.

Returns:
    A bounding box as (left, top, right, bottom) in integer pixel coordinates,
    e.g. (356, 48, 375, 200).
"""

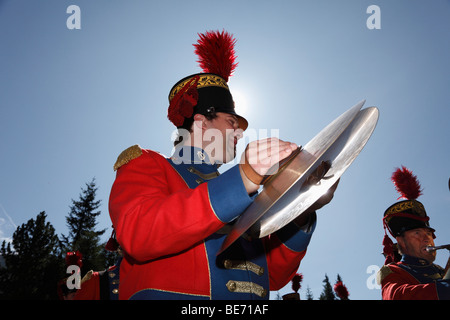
(240, 146, 302, 185)
(240, 145, 264, 185)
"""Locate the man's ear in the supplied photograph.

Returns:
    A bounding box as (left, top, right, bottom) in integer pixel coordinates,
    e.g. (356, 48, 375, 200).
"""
(193, 114, 208, 130)
(396, 236, 405, 253)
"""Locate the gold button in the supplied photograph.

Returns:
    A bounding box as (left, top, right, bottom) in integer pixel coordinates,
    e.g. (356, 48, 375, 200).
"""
(224, 260, 232, 269)
(227, 281, 236, 292)
(197, 151, 206, 161)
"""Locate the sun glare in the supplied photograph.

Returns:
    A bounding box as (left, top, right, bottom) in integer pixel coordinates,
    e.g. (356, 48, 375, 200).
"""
(232, 90, 249, 116)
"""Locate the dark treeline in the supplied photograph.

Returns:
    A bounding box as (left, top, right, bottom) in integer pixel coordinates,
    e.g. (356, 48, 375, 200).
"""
(0, 178, 118, 299)
(0, 179, 349, 300)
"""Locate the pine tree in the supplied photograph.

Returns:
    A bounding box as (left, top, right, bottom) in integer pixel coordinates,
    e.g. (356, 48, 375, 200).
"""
(305, 285, 314, 300)
(319, 274, 336, 300)
(62, 178, 106, 273)
(0, 211, 65, 299)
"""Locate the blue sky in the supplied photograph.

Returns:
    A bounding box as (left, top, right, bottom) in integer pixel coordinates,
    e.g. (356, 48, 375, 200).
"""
(1, 0, 449, 300)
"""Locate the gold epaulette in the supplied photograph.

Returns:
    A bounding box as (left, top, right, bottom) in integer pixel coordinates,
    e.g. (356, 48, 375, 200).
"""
(376, 265, 393, 285)
(113, 145, 143, 171)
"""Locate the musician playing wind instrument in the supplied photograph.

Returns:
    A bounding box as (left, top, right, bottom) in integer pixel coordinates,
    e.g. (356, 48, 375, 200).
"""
(377, 166, 450, 300)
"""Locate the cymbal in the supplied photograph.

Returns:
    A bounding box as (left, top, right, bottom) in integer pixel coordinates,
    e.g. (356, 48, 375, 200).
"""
(218, 100, 379, 254)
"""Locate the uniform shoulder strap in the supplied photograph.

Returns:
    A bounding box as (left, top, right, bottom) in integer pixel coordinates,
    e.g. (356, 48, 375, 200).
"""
(376, 264, 394, 285)
(113, 145, 143, 171)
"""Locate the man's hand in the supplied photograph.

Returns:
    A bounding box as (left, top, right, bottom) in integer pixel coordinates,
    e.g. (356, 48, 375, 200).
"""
(239, 138, 298, 194)
(306, 178, 340, 213)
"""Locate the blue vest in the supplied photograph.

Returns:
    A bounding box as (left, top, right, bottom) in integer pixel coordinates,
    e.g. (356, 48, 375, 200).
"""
(167, 146, 269, 299)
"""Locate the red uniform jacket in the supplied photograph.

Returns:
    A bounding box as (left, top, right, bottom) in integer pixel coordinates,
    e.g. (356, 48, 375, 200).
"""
(109, 146, 315, 300)
(378, 255, 450, 300)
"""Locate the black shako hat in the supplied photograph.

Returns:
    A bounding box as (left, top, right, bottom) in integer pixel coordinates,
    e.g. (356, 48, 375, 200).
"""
(383, 166, 435, 237)
(384, 199, 434, 236)
(167, 30, 248, 131)
(382, 166, 435, 264)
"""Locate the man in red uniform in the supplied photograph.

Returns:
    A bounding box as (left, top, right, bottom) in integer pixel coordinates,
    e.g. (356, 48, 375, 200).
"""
(108, 31, 337, 300)
(377, 166, 450, 300)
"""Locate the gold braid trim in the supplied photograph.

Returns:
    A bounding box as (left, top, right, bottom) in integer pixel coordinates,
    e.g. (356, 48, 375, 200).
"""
(113, 145, 143, 171)
(187, 166, 220, 180)
(169, 74, 229, 102)
(223, 260, 265, 276)
(384, 200, 426, 220)
(226, 280, 267, 298)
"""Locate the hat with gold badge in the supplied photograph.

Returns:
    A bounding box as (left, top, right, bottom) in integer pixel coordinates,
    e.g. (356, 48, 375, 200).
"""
(382, 166, 435, 263)
(167, 30, 248, 132)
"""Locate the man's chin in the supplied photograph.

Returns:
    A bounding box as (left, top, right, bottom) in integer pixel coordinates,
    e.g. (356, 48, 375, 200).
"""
(222, 145, 237, 163)
(223, 154, 236, 165)
(420, 249, 436, 263)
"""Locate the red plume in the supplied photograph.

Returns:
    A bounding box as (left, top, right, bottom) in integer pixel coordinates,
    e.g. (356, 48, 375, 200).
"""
(65, 251, 83, 268)
(194, 30, 238, 82)
(291, 273, 303, 293)
(334, 281, 349, 300)
(391, 166, 423, 200)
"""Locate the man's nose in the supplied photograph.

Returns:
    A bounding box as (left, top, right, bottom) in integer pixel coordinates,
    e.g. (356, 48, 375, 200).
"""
(422, 233, 433, 243)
